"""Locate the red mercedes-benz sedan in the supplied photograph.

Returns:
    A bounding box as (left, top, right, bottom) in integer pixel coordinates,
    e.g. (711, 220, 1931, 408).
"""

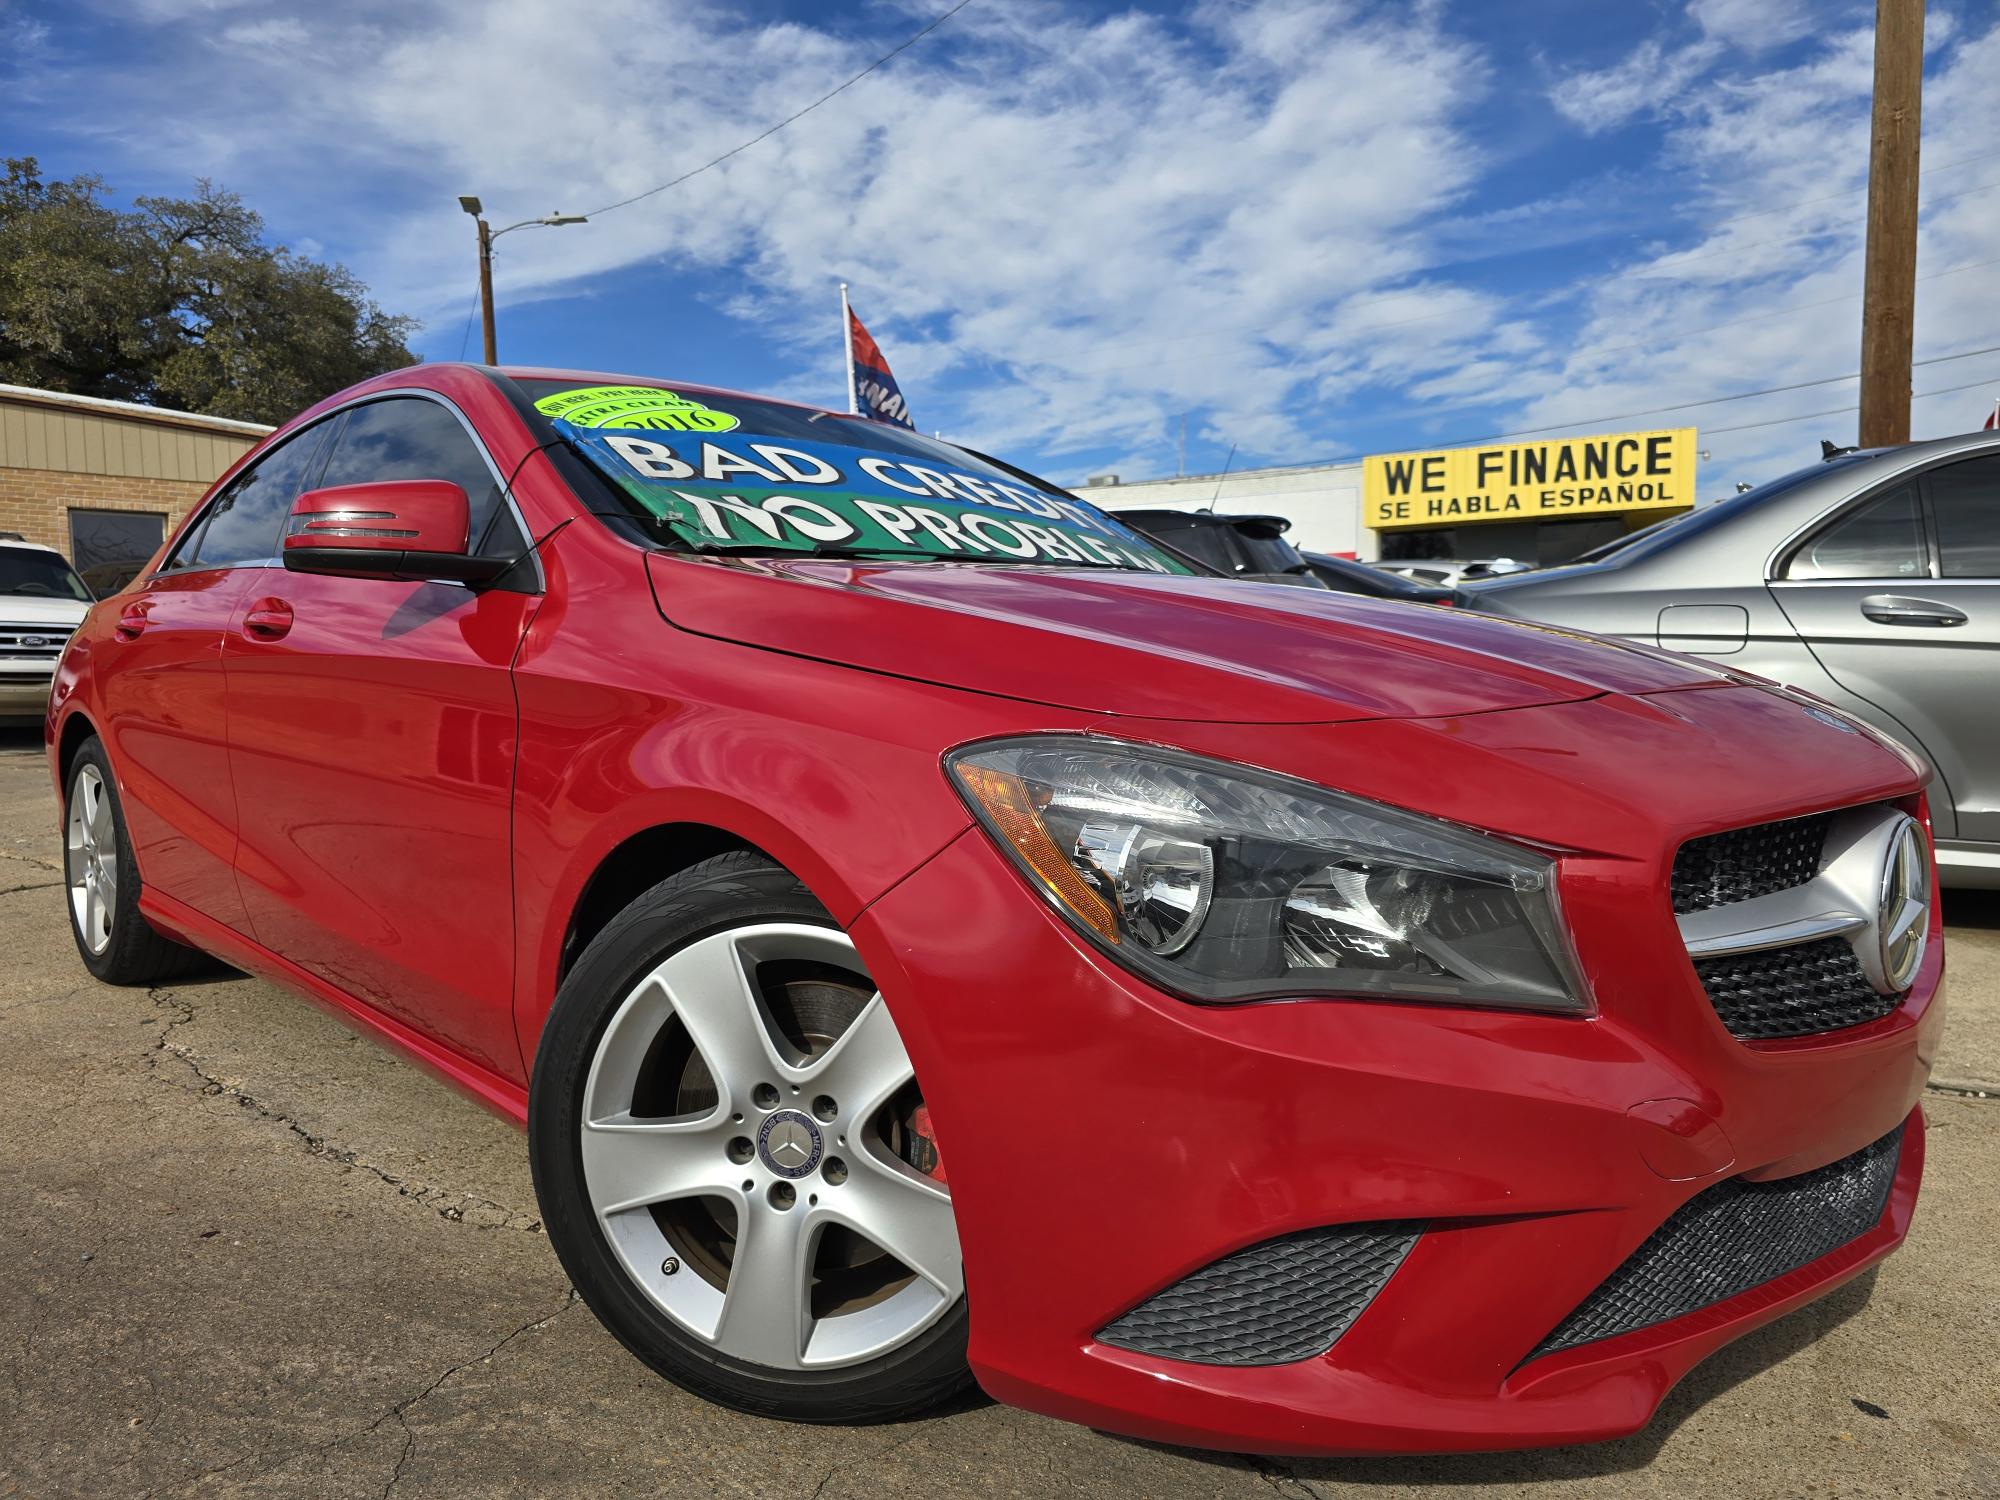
(48, 364, 1943, 1455)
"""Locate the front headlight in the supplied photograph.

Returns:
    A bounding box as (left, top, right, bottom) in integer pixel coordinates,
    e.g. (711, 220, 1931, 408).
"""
(947, 737, 1589, 1013)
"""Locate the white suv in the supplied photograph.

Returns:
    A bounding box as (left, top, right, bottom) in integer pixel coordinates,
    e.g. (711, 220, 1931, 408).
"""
(0, 535, 92, 725)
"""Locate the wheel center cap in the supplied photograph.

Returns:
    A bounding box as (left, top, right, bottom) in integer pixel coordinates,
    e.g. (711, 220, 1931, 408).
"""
(757, 1108, 823, 1180)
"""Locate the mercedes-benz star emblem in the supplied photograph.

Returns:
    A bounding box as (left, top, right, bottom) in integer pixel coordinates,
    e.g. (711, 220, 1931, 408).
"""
(1875, 814, 1929, 994)
(757, 1108, 824, 1180)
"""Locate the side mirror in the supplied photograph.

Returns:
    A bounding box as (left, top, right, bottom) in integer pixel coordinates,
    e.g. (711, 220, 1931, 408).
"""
(282, 481, 511, 584)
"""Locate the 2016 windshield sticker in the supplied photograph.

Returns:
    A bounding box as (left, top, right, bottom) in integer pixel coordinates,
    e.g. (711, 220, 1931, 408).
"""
(533, 385, 740, 432)
(557, 421, 1188, 573)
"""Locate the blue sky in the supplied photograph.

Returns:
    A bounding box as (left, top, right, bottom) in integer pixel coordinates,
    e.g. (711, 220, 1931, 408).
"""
(4, 0, 1997, 497)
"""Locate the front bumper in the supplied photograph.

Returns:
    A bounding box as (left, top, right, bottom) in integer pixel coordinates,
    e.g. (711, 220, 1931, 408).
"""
(0, 672, 54, 719)
(849, 824, 1941, 1456)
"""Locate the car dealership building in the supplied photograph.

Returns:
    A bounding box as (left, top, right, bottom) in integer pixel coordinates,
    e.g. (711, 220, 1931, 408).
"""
(0, 384, 268, 580)
(1079, 426, 1700, 567)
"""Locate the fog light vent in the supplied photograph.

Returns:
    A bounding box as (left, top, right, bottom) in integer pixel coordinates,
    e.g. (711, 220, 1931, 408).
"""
(1096, 1222, 1421, 1367)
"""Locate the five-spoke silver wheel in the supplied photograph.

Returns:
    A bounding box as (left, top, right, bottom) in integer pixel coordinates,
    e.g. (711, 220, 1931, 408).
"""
(66, 763, 116, 956)
(580, 923, 961, 1371)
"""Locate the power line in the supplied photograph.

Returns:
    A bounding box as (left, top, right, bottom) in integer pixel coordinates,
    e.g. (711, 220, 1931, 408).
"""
(1069, 236, 2000, 383)
(1414, 342, 2000, 445)
(1227, 341, 2000, 477)
(1056, 172, 2000, 374)
(1560, 254, 2000, 368)
(456, 273, 480, 362)
(581, 0, 979, 220)
(1702, 375, 2000, 437)
(1116, 256, 2000, 468)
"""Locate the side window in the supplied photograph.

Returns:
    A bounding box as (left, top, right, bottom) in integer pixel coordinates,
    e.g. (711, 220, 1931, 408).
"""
(181, 424, 333, 569)
(1927, 455, 2000, 577)
(1784, 485, 1929, 581)
(311, 398, 523, 554)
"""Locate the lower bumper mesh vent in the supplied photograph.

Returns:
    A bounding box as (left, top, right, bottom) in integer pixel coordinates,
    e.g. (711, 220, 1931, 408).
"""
(1531, 1122, 1905, 1361)
(1096, 1222, 1421, 1366)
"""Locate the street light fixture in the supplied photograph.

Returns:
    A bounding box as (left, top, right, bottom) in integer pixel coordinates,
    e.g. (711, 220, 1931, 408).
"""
(458, 196, 589, 365)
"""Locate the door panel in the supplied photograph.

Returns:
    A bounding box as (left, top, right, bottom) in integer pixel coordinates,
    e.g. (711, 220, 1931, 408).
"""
(96, 567, 257, 926)
(223, 574, 536, 1079)
(1768, 580, 1977, 835)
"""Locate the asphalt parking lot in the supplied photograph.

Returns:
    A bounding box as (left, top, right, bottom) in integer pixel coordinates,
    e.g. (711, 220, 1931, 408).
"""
(0, 727, 1995, 1500)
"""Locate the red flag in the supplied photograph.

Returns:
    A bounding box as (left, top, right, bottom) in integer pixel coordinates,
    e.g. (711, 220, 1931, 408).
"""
(843, 297, 915, 429)
(1985, 399, 1999, 431)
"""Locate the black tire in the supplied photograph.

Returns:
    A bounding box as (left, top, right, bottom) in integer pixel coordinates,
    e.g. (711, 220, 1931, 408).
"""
(62, 736, 210, 985)
(529, 850, 972, 1423)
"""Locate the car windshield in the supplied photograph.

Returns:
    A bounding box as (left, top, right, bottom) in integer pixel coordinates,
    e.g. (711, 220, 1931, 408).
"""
(515, 379, 1191, 574)
(1569, 454, 1876, 567)
(0, 549, 91, 602)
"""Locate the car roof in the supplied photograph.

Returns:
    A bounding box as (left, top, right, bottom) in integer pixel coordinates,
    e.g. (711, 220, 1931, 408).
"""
(1115, 509, 1294, 534)
(0, 536, 62, 555)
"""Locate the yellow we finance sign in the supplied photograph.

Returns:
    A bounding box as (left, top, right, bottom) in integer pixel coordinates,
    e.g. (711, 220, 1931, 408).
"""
(1363, 428, 1697, 532)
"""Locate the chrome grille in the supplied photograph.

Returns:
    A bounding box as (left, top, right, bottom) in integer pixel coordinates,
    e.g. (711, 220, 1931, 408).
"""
(0, 625, 70, 662)
(1673, 804, 1918, 1043)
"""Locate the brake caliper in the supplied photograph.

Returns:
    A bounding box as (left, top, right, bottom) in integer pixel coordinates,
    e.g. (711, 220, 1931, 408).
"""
(903, 1103, 947, 1185)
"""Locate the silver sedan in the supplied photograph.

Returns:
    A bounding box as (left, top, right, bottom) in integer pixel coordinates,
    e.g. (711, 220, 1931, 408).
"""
(1463, 430, 2000, 888)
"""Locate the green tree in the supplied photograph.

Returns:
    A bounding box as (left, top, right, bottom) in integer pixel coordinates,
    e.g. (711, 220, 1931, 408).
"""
(0, 157, 416, 423)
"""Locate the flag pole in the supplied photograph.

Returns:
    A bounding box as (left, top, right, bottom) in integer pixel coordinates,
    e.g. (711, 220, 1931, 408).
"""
(840, 282, 858, 415)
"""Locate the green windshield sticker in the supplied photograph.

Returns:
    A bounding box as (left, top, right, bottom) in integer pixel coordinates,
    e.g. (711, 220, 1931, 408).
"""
(554, 420, 1193, 573)
(533, 385, 740, 432)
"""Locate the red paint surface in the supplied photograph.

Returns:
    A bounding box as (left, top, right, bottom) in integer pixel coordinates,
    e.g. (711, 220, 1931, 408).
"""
(46, 363, 1942, 1455)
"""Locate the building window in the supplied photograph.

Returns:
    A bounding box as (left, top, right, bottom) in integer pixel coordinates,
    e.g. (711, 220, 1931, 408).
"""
(68, 508, 167, 596)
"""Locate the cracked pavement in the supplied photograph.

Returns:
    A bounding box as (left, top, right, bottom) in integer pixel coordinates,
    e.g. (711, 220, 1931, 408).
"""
(0, 729, 1996, 1498)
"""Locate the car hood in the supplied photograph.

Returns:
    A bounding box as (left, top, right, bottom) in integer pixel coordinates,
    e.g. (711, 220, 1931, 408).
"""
(0, 595, 90, 626)
(644, 554, 1742, 724)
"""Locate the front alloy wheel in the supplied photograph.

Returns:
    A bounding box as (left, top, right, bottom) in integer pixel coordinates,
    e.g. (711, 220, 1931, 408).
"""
(66, 762, 117, 955)
(531, 853, 971, 1422)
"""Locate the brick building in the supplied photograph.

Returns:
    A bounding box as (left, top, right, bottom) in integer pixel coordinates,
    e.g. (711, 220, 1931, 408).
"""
(0, 384, 270, 581)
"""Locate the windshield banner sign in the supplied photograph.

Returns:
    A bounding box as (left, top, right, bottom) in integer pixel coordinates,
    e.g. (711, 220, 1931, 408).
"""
(557, 421, 1189, 572)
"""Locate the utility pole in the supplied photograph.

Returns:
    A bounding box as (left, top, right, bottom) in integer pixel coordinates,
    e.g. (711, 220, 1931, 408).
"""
(1858, 0, 1924, 447)
(457, 196, 588, 366)
(474, 217, 497, 365)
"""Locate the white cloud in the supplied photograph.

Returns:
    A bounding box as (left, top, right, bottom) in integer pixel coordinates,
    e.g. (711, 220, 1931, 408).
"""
(215, 17, 309, 50)
(1504, 15, 2000, 493)
(35, 0, 1516, 465)
(16, 0, 2000, 492)
(1547, 38, 1720, 134)
(1688, 0, 1813, 52)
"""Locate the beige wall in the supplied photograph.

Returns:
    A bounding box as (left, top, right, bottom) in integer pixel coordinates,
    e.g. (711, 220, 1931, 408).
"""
(0, 386, 269, 559)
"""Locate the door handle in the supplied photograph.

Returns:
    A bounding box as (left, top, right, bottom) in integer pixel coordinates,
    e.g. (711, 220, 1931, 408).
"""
(242, 597, 294, 641)
(1858, 594, 1967, 627)
(113, 602, 152, 640)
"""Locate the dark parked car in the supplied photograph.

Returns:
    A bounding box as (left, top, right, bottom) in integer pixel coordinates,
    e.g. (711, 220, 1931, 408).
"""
(1113, 509, 1328, 587)
(1303, 552, 1454, 604)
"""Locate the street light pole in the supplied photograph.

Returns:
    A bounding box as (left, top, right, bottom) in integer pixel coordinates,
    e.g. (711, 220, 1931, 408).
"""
(457, 196, 588, 366)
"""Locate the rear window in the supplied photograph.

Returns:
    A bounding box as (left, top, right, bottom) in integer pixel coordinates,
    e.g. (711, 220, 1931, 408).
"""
(1231, 527, 1308, 574)
(514, 380, 1188, 574)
